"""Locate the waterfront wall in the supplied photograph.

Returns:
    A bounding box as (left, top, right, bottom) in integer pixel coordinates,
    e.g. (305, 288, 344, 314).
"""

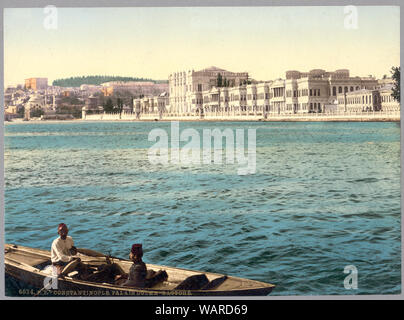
(82, 110, 400, 122)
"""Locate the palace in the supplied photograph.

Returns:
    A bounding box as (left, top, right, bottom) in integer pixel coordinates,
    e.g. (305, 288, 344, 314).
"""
(131, 67, 399, 118)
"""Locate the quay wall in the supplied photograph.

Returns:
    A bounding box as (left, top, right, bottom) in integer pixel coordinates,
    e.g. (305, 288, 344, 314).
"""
(82, 111, 400, 122)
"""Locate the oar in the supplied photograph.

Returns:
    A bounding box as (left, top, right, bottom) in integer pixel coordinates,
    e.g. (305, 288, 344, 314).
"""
(5, 257, 38, 270)
(76, 248, 124, 260)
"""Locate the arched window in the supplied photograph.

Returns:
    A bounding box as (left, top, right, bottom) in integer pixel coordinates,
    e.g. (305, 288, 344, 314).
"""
(333, 87, 337, 96)
(338, 87, 342, 93)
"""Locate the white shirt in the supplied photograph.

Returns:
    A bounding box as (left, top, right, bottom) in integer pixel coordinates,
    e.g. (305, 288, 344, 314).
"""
(51, 236, 74, 263)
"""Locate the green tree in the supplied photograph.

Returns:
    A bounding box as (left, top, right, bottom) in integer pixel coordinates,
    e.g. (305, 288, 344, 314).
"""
(61, 95, 84, 105)
(115, 98, 124, 114)
(30, 108, 44, 118)
(103, 98, 114, 113)
(217, 73, 223, 87)
(391, 66, 400, 102)
(113, 89, 133, 105)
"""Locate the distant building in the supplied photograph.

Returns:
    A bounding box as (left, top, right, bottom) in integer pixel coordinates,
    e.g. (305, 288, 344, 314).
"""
(377, 77, 394, 88)
(62, 90, 72, 97)
(24, 94, 45, 119)
(283, 69, 378, 113)
(379, 85, 400, 112)
(84, 94, 99, 110)
(24, 78, 48, 91)
(80, 84, 103, 95)
(337, 89, 381, 112)
(4, 105, 19, 120)
(133, 92, 169, 119)
(100, 81, 168, 96)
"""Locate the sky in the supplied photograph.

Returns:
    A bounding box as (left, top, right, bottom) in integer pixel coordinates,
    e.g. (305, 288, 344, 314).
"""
(3, 6, 400, 86)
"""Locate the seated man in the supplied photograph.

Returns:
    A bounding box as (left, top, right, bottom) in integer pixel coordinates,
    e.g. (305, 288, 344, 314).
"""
(120, 244, 147, 288)
(114, 244, 168, 288)
(51, 223, 80, 275)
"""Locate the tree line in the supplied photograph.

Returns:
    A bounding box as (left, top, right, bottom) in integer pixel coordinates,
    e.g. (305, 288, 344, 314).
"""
(52, 75, 167, 87)
(216, 73, 251, 87)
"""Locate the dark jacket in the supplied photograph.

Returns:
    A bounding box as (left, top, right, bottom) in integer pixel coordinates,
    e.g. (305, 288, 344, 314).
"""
(123, 261, 147, 287)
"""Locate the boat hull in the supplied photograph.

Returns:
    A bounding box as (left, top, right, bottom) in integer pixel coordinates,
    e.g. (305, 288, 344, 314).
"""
(6, 271, 274, 296)
(5, 244, 275, 296)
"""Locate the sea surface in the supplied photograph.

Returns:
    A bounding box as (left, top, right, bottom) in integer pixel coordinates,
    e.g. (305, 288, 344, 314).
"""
(4, 121, 401, 295)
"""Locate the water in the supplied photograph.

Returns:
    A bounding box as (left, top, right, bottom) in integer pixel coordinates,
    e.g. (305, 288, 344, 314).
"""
(4, 121, 401, 295)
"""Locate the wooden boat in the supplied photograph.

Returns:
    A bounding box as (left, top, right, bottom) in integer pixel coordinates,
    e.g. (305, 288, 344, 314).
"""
(5, 243, 275, 296)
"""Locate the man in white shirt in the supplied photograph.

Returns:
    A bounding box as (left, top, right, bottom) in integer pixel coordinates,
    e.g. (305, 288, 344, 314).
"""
(51, 223, 80, 274)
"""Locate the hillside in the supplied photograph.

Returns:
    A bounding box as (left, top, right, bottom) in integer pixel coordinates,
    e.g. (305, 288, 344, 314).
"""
(52, 75, 168, 87)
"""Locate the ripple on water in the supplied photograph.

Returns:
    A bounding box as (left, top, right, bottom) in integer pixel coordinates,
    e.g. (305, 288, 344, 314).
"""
(4, 121, 401, 296)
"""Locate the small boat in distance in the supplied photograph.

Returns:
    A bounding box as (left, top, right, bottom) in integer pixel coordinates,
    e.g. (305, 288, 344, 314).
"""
(5, 243, 275, 296)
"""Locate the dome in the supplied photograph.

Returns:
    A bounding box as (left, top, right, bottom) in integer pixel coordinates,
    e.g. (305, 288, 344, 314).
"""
(28, 94, 43, 103)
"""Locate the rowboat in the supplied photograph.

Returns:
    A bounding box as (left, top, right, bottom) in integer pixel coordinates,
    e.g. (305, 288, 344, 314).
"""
(5, 243, 275, 296)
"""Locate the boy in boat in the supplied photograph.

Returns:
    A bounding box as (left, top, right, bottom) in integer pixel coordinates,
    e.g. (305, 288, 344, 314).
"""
(51, 223, 80, 275)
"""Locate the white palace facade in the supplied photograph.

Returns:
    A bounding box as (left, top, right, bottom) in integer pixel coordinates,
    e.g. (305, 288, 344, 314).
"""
(131, 66, 399, 118)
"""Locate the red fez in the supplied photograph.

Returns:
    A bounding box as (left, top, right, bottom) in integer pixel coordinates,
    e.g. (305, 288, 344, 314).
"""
(131, 244, 142, 254)
(58, 223, 67, 231)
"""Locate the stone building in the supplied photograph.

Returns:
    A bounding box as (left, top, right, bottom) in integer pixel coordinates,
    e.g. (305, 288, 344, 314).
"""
(337, 89, 381, 112)
(379, 86, 400, 112)
(126, 67, 399, 118)
(24, 94, 45, 119)
(24, 78, 48, 91)
(101, 81, 168, 96)
(270, 79, 286, 114)
(133, 92, 169, 119)
(168, 66, 249, 114)
(282, 69, 379, 113)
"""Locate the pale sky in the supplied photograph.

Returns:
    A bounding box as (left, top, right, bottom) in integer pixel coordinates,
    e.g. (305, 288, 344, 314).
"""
(3, 6, 400, 86)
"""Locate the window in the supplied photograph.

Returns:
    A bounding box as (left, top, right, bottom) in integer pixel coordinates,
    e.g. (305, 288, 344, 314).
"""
(339, 87, 342, 93)
(333, 87, 337, 96)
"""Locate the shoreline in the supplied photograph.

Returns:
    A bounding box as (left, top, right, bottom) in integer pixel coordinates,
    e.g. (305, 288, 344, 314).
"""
(4, 117, 400, 124)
